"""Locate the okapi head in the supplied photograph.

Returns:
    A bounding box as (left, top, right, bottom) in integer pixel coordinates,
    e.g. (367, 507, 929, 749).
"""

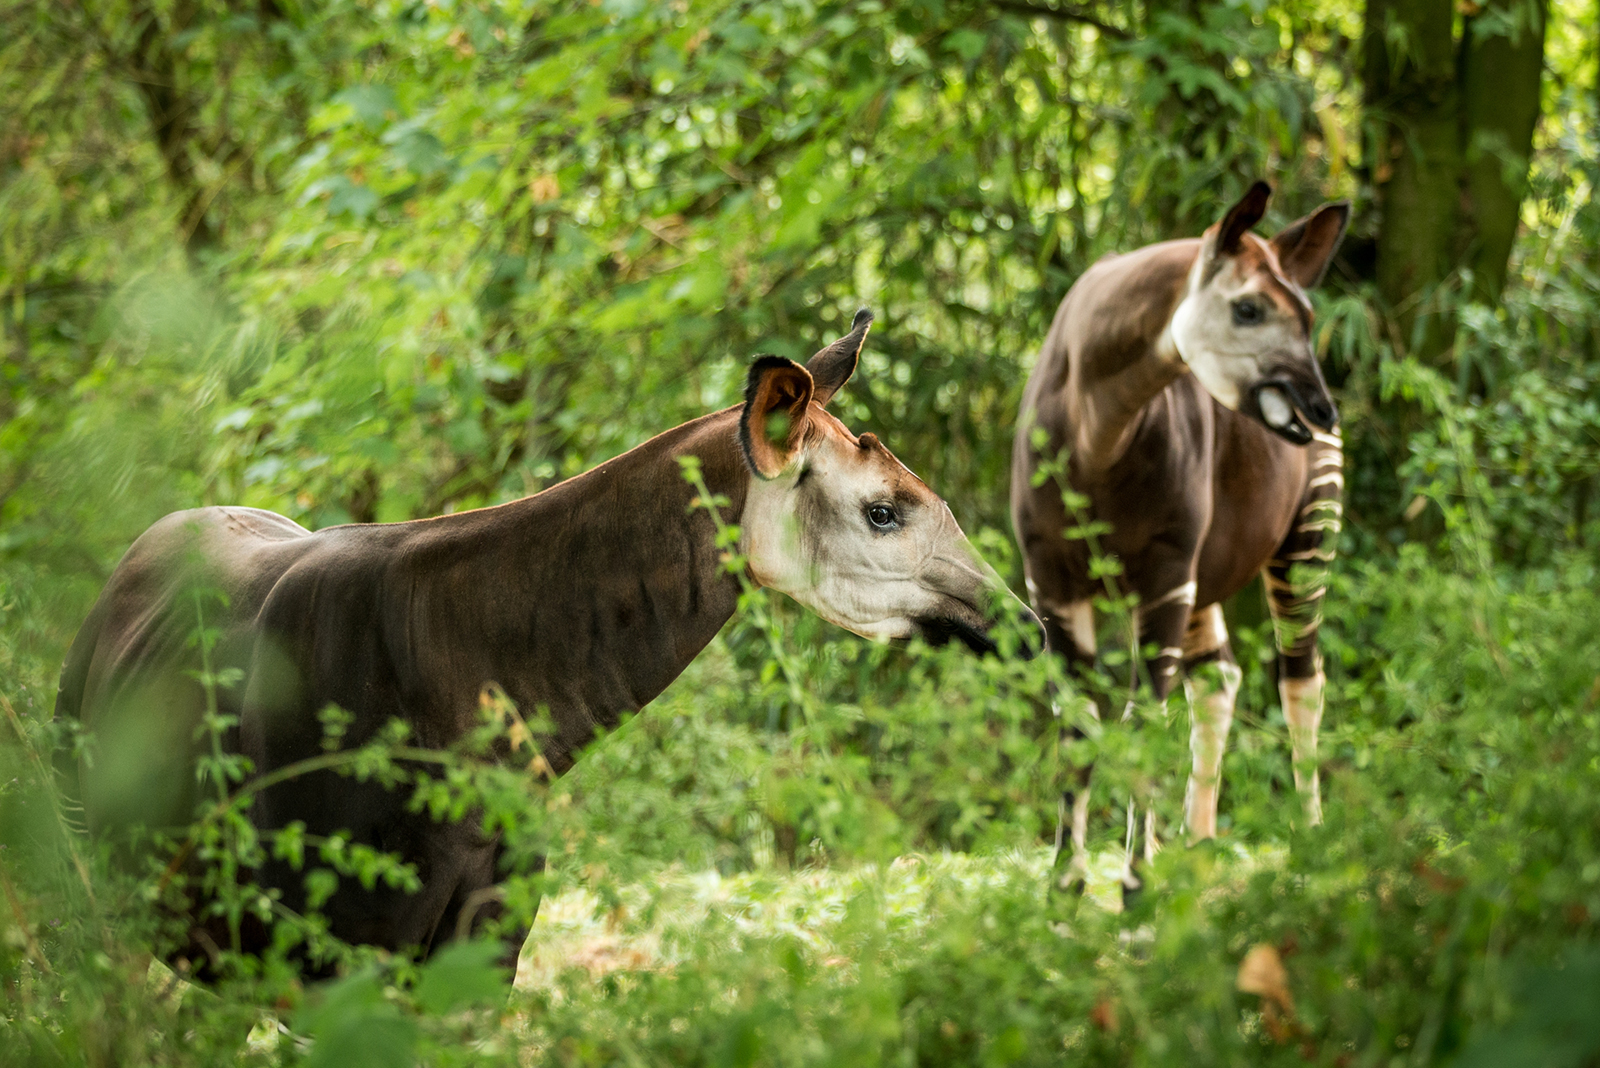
(1167, 181, 1349, 445)
(739, 309, 1029, 655)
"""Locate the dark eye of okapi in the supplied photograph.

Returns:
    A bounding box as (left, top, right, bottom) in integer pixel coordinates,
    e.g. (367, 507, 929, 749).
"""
(1232, 298, 1265, 326)
(866, 503, 898, 530)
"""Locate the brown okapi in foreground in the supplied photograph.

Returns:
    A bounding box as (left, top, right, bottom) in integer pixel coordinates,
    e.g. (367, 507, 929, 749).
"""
(1012, 183, 1348, 894)
(57, 309, 1035, 971)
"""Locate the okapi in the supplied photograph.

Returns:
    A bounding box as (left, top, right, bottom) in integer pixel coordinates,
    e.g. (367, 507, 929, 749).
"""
(1011, 183, 1348, 894)
(56, 309, 1037, 972)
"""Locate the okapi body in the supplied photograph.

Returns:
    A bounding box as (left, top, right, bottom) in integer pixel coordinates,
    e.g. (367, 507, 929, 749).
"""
(1011, 184, 1348, 891)
(57, 311, 1031, 971)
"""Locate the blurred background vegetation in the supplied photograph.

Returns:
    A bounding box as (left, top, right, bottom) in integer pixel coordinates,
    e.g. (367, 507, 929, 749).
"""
(3, 0, 1599, 1064)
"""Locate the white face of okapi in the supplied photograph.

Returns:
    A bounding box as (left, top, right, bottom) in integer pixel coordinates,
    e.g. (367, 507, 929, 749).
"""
(1169, 248, 1315, 413)
(734, 327, 1011, 655)
(741, 407, 998, 652)
(1165, 184, 1349, 446)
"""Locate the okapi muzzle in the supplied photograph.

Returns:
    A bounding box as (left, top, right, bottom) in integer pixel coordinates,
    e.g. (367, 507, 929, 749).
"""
(1169, 181, 1349, 448)
(1244, 368, 1338, 447)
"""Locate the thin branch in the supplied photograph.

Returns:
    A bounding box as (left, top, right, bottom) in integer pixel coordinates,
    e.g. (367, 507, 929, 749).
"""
(990, 0, 1133, 40)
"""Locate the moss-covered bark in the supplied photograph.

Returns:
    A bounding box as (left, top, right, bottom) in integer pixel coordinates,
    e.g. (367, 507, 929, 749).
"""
(1461, 0, 1547, 305)
(1362, 0, 1547, 364)
(1365, 0, 1461, 360)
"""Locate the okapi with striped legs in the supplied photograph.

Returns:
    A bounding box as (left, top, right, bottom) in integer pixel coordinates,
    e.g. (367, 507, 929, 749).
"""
(1011, 182, 1348, 901)
(57, 309, 1039, 976)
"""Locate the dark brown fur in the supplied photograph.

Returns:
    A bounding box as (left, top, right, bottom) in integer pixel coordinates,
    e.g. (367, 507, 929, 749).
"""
(1011, 238, 1333, 677)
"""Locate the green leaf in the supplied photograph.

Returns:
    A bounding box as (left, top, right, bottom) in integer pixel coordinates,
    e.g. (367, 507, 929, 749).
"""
(413, 940, 510, 1015)
(945, 29, 986, 61)
(333, 85, 399, 129)
(297, 971, 419, 1068)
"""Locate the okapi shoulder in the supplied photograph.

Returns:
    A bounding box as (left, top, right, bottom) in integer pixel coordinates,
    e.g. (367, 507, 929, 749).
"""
(236, 577, 415, 769)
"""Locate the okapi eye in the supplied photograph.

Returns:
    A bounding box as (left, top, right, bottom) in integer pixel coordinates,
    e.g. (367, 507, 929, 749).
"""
(1232, 299, 1265, 326)
(865, 503, 899, 530)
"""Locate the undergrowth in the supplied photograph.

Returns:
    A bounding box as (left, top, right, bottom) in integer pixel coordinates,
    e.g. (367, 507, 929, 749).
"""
(4, 503, 1600, 1065)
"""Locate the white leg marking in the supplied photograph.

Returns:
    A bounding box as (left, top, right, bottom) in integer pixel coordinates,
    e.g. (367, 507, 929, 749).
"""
(1141, 580, 1197, 613)
(1041, 598, 1097, 657)
(1143, 805, 1161, 864)
(1281, 671, 1326, 826)
(1181, 604, 1227, 660)
(1055, 789, 1093, 889)
(1068, 601, 1096, 658)
(1072, 789, 1089, 855)
(1182, 660, 1242, 841)
(1122, 800, 1139, 890)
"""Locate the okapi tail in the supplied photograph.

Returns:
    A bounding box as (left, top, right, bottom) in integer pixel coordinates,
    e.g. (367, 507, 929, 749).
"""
(49, 598, 103, 838)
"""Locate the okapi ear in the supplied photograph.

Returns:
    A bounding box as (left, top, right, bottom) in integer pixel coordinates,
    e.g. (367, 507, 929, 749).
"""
(1213, 181, 1273, 255)
(1270, 201, 1351, 289)
(805, 307, 873, 408)
(740, 356, 815, 479)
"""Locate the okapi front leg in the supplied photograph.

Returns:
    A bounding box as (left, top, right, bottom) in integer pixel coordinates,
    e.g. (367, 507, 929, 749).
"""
(1266, 429, 1343, 827)
(1180, 604, 1241, 841)
(1135, 578, 1197, 701)
(1033, 592, 1099, 903)
(1117, 570, 1199, 899)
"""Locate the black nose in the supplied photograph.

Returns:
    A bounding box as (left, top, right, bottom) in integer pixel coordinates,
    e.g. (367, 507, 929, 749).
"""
(1306, 393, 1338, 430)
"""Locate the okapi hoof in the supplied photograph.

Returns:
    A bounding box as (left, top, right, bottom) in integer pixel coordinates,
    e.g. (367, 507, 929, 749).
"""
(1046, 855, 1090, 925)
(1119, 866, 1145, 915)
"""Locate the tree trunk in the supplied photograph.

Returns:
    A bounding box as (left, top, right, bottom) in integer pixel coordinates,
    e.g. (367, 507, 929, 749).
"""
(1460, 0, 1548, 305)
(1364, 0, 1462, 363)
(127, 0, 221, 258)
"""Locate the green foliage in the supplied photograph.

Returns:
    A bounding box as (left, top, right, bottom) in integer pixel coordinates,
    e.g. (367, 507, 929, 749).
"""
(412, 940, 511, 1015)
(297, 970, 421, 1068)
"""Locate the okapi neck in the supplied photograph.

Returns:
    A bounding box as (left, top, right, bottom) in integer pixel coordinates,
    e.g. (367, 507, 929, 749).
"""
(388, 407, 750, 769)
(1071, 245, 1195, 472)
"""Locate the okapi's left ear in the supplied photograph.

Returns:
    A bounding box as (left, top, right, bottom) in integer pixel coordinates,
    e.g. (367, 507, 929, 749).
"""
(806, 307, 873, 408)
(1213, 181, 1273, 256)
(741, 356, 815, 479)
(1270, 201, 1351, 289)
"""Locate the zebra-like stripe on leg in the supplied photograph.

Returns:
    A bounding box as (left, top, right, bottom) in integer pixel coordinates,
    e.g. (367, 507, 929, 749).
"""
(1267, 432, 1341, 827)
(1265, 433, 1342, 679)
(1136, 581, 1198, 698)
